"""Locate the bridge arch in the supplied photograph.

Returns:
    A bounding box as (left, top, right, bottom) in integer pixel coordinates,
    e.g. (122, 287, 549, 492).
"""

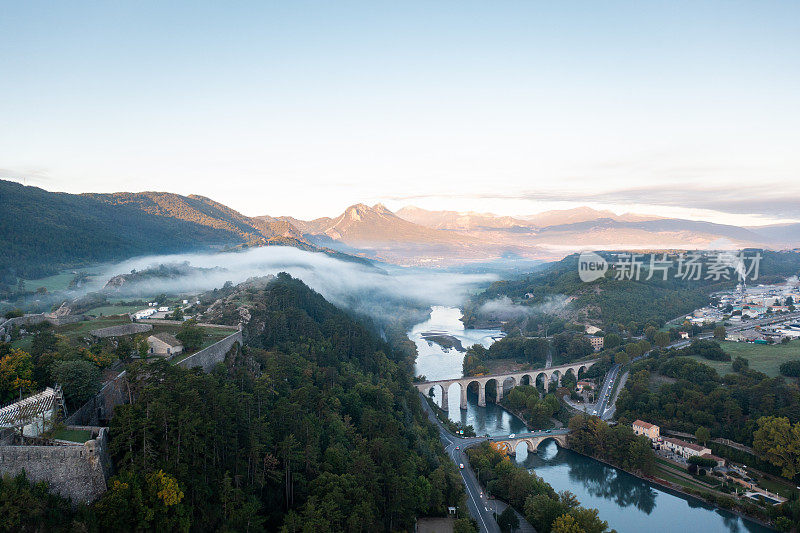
(497, 434, 569, 458)
(549, 369, 562, 388)
(424, 383, 448, 410)
(501, 376, 516, 397)
(444, 382, 462, 411)
(578, 365, 588, 378)
(465, 379, 484, 407)
(535, 372, 548, 392)
(485, 378, 501, 403)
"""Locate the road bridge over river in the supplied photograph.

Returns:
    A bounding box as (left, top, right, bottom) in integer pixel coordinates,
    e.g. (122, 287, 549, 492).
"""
(489, 429, 570, 455)
(415, 359, 597, 410)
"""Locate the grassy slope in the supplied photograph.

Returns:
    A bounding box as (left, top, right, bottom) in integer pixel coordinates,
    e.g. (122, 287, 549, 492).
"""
(687, 340, 800, 377)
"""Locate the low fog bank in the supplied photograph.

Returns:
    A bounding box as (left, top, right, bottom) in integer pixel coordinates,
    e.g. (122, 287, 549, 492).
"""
(96, 247, 497, 321)
(478, 294, 570, 321)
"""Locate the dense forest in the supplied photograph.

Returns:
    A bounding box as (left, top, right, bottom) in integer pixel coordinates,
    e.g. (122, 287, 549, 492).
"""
(1, 274, 473, 532)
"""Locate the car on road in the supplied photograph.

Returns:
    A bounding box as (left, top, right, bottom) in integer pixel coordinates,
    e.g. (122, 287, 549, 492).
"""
(508, 433, 516, 438)
(459, 463, 464, 469)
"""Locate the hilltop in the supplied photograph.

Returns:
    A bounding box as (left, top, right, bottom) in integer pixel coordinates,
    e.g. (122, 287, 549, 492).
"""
(0, 180, 344, 295)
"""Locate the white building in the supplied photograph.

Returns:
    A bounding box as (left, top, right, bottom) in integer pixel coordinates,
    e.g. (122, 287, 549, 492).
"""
(661, 437, 711, 459)
(132, 308, 156, 320)
(146, 333, 184, 357)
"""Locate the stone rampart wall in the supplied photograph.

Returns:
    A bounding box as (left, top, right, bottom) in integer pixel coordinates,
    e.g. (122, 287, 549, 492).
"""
(176, 331, 242, 372)
(65, 371, 128, 427)
(0, 428, 111, 503)
(90, 323, 152, 338)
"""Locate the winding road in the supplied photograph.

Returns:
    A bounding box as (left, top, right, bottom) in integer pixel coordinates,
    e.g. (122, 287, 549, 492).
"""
(419, 394, 536, 532)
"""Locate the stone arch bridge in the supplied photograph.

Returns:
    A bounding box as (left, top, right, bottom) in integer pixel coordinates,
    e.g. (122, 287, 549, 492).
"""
(490, 429, 570, 455)
(415, 359, 597, 410)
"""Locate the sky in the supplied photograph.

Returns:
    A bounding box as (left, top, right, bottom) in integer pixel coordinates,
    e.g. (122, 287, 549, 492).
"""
(1, 1, 799, 224)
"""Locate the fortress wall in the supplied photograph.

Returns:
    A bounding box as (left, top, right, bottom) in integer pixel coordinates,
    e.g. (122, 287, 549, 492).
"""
(90, 323, 152, 338)
(0, 428, 111, 504)
(176, 331, 242, 372)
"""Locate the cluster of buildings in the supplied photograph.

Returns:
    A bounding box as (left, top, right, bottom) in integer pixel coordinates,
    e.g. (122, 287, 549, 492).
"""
(132, 299, 197, 321)
(715, 281, 799, 321)
(631, 420, 789, 505)
(631, 420, 724, 466)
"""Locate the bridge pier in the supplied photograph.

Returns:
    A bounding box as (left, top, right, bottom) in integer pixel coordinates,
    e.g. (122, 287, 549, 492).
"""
(441, 386, 449, 411)
(478, 382, 486, 407)
(460, 385, 468, 410)
(496, 384, 503, 402)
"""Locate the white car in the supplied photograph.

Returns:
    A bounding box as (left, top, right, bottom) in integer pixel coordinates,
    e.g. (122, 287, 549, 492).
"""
(508, 433, 516, 438)
(459, 463, 464, 469)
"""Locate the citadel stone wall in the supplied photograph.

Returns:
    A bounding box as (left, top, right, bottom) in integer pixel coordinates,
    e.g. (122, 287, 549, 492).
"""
(90, 322, 152, 338)
(176, 330, 243, 372)
(65, 371, 129, 427)
(0, 313, 85, 339)
(0, 427, 111, 503)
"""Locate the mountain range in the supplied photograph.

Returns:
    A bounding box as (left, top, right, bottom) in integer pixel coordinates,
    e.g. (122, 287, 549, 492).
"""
(3, 179, 799, 287)
(287, 204, 799, 265)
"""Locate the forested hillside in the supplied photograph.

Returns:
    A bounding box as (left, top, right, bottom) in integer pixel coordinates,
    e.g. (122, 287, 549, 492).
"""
(85, 190, 305, 245)
(4, 274, 467, 531)
(0, 181, 339, 296)
(464, 251, 800, 332)
(0, 180, 241, 281)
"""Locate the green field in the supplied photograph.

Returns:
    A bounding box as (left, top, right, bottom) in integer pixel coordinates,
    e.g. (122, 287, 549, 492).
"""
(55, 316, 132, 340)
(687, 340, 800, 377)
(20, 271, 78, 293)
(85, 304, 144, 317)
(52, 428, 92, 443)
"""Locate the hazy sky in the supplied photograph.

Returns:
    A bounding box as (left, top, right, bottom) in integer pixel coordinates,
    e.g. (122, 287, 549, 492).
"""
(2, 2, 798, 224)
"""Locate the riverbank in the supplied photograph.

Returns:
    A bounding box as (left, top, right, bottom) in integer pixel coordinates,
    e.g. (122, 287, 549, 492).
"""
(563, 446, 776, 530)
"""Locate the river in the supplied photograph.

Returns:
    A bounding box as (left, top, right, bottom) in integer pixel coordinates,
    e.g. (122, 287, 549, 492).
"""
(410, 306, 773, 533)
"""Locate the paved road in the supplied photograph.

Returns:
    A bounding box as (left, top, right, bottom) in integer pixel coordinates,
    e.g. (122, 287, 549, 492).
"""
(594, 363, 620, 420)
(419, 394, 536, 532)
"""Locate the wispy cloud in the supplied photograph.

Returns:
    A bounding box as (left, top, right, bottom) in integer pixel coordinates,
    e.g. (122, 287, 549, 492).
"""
(0, 168, 54, 186)
(384, 184, 800, 222)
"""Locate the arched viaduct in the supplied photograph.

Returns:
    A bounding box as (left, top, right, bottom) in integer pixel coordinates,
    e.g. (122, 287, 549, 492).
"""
(415, 359, 597, 410)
